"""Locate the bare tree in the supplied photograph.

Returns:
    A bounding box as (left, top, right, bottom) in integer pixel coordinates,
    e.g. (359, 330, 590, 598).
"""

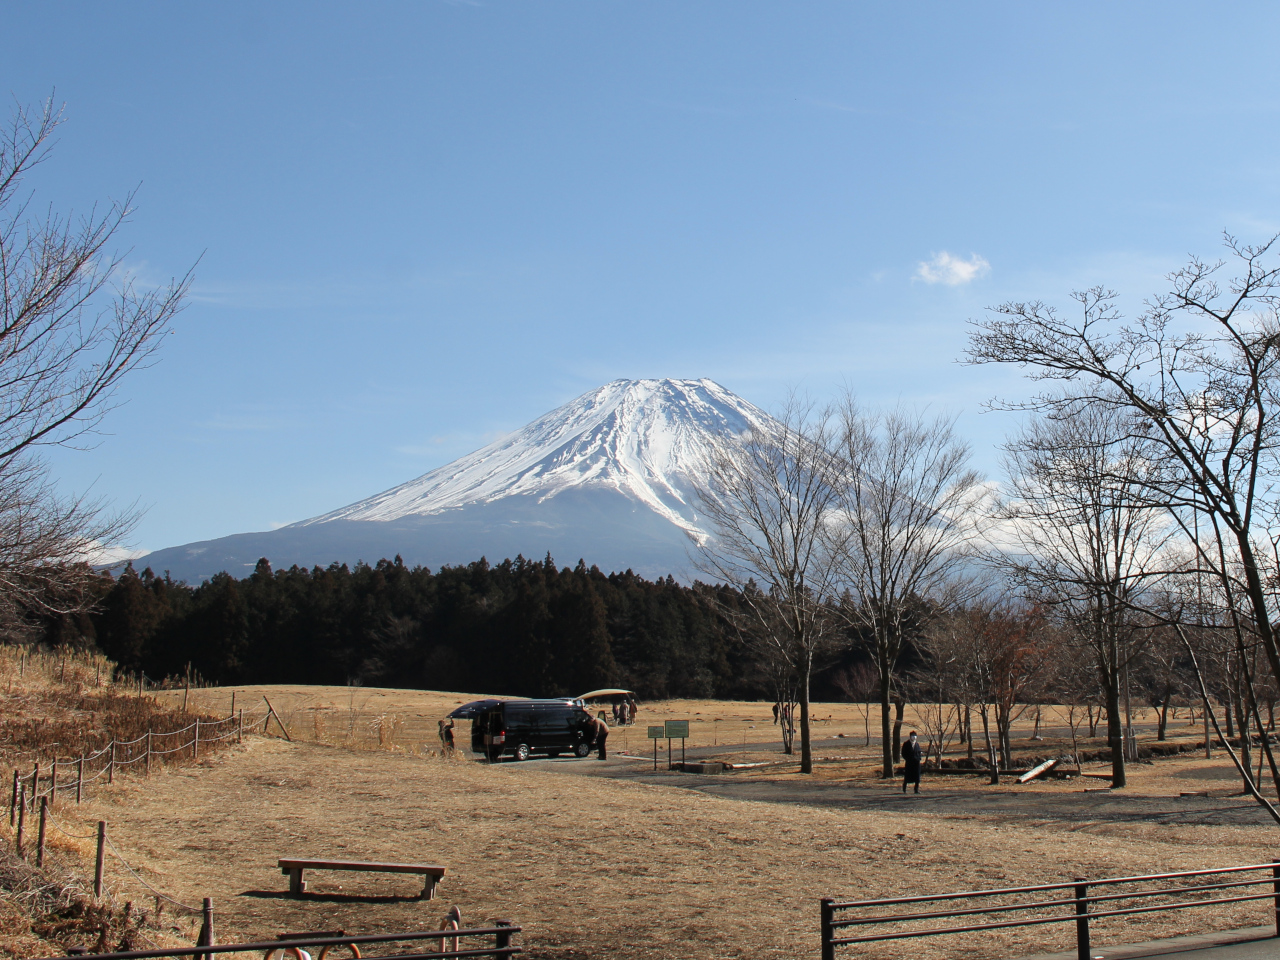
(695, 396, 842, 773)
(967, 235, 1280, 699)
(993, 399, 1174, 787)
(833, 660, 877, 745)
(827, 400, 988, 778)
(0, 96, 191, 632)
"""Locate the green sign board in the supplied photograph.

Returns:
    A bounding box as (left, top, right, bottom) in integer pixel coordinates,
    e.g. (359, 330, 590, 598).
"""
(664, 720, 690, 739)
(647, 725, 665, 739)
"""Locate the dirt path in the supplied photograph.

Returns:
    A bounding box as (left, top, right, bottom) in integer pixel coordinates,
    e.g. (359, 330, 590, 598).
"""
(62, 733, 1277, 960)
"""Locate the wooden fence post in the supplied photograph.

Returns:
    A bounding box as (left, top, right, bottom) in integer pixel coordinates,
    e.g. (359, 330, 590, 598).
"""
(93, 821, 106, 899)
(15, 785, 25, 856)
(76, 757, 83, 804)
(36, 796, 47, 867)
(195, 897, 214, 960)
(108, 742, 115, 784)
(194, 719, 200, 761)
(8, 769, 16, 826)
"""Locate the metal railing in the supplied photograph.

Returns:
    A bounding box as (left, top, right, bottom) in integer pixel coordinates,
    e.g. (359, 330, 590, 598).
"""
(821, 861, 1280, 960)
(33, 924, 521, 960)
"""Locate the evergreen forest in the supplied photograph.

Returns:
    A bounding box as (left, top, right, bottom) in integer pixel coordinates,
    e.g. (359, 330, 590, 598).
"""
(74, 555, 821, 700)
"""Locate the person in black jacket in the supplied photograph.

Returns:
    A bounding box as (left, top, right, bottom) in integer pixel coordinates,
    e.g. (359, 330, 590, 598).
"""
(902, 730, 922, 794)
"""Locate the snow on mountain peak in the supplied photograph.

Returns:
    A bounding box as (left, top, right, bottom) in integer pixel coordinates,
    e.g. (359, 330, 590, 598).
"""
(300, 378, 773, 538)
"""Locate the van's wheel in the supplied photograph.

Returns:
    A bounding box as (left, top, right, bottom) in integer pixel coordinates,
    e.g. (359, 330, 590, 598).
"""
(574, 741, 591, 758)
(514, 743, 531, 762)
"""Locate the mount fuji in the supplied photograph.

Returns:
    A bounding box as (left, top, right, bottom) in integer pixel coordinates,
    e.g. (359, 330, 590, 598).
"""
(134, 379, 774, 583)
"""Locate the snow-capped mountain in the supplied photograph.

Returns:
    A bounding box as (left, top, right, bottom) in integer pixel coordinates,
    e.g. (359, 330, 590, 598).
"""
(134, 379, 774, 583)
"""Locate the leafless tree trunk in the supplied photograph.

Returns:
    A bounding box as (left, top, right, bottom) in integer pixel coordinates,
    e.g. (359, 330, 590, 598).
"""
(827, 400, 988, 778)
(695, 395, 842, 774)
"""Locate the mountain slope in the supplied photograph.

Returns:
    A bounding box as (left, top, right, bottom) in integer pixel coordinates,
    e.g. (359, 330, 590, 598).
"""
(134, 379, 772, 583)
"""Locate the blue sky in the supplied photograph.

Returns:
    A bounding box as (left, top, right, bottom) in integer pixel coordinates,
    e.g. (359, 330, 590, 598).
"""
(5, 2, 1280, 554)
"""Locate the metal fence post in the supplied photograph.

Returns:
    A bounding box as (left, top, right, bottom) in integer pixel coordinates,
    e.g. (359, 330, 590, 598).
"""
(108, 741, 116, 784)
(821, 898, 836, 960)
(492, 919, 513, 959)
(36, 796, 47, 867)
(1272, 862, 1280, 937)
(194, 719, 200, 760)
(50, 758, 57, 808)
(1074, 877, 1091, 960)
(93, 821, 106, 899)
(31, 762, 39, 809)
(76, 757, 83, 804)
(8, 769, 16, 826)
(238, 709, 243, 744)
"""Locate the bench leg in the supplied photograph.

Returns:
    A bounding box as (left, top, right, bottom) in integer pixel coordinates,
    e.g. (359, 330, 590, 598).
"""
(288, 868, 306, 895)
(421, 876, 437, 900)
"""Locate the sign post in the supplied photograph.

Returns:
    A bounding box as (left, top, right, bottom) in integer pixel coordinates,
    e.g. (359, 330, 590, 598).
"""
(664, 720, 690, 769)
(646, 726, 664, 772)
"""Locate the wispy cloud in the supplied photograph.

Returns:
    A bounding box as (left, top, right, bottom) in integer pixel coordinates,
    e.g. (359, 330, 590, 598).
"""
(915, 251, 991, 286)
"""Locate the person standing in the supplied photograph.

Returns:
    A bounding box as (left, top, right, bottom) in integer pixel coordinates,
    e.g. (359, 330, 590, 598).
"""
(902, 730, 922, 794)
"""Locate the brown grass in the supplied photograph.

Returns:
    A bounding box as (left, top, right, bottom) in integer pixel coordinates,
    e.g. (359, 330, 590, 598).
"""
(0, 647, 240, 957)
(46, 683, 1278, 960)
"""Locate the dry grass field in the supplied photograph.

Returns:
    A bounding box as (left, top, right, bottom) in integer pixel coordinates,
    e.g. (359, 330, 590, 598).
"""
(30, 683, 1263, 960)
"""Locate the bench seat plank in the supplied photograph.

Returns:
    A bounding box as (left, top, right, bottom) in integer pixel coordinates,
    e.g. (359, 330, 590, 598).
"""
(278, 859, 446, 898)
(279, 859, 445, 875)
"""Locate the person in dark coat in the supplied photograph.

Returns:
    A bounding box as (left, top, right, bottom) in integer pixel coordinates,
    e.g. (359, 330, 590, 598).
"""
(902, 730, 922, 794)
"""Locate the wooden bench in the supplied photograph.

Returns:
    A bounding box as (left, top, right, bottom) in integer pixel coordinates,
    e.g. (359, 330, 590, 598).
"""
(278, 859, 447, 899)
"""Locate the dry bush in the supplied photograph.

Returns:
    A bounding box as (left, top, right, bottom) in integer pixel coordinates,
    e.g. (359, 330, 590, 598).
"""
(0, 646, 232, 769)
(0, 835, 160, 958)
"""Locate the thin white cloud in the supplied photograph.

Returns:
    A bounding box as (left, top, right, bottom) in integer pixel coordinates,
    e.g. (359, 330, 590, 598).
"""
(915, 251, 991, 286)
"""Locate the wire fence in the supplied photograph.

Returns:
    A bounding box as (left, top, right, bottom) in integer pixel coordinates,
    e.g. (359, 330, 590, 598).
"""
(5, 707, 268, 824)
(1, 706, 277, 922)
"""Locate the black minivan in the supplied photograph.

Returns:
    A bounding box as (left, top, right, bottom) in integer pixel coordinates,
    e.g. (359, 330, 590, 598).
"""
(471, 699, 594, 761)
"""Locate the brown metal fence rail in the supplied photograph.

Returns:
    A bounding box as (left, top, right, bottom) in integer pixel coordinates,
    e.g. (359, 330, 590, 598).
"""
(820, 861, 1280, 960)
(32, 923, 521, 960)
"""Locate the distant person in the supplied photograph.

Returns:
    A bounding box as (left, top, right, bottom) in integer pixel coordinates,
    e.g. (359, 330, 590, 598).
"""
(585, 714, 610, 760)
(772, 702, 780, 725)
(628, 697, 638, 721)
(902, 730, 922, 794)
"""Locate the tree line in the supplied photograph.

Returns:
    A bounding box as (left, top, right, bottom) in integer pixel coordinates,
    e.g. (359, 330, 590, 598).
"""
(79, 554, 776, 701)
